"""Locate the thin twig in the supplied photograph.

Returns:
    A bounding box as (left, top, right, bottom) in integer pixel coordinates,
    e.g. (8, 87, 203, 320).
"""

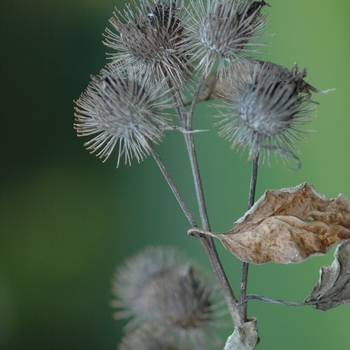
(166, 80, 187, 126)
(243, 294, 312, 307)
(167, 78, 210, 228)
(248, 155, 260, 210)
(148, 141, 197, 227)
(244, 276, 350, 307)
(183, 74, 211, 228)
(243, 294, 327, 307)
(188, 73, 207, 122)
(239, 153, 260, 323)
(183, 133, 210, 229)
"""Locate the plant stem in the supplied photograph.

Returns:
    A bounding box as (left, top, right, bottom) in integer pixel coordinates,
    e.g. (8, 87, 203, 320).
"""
(245, 275, 348, 307)
(183, 130, 241, 325)
(201, 233, 241, 326)
(148, 141, 197, 227)
(171, 76, 210, 229)
(188, 73, 206, 124)
(149, 136, 241, 324)
(168, 78, 241, 326)
(243, 294, 322, 307)
(239, 154, 260, 322)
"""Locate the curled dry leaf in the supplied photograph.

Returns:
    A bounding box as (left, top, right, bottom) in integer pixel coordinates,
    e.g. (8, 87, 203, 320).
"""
(224, 318, 259, 350)
(306, 240, 350, 311)
(202, 183, 350, 264)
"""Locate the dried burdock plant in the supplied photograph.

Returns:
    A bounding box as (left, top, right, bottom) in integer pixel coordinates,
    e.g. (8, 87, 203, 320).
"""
(74, 1, 339, 349)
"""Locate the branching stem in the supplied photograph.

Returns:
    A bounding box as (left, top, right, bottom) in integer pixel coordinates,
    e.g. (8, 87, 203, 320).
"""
(168, 77, 241, 326)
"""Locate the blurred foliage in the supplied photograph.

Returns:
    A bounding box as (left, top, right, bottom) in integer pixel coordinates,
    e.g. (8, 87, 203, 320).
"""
(1, 0, 350, 349)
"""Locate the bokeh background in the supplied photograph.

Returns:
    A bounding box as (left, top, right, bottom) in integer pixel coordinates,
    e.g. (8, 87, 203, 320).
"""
(1, 0, 350, 349)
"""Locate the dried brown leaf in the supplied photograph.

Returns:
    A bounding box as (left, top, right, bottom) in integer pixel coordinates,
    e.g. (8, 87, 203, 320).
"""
(306, 241, 350, 311)
(203, 183, 350, 264)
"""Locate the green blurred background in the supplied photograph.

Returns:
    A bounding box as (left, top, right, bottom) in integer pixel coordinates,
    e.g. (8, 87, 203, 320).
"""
(1, 0, 350, 349)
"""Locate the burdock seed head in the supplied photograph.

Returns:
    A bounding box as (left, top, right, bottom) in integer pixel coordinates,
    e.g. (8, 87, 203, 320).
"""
(104, 0, 193, 86)
(188, 0, 270, 75)
(215, 59, 318, 167)
(74, 67, 171, 167)
(112, 246, 226, 349)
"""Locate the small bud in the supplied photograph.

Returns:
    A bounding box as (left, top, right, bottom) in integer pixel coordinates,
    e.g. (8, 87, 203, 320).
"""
(74, 67, 171, 167)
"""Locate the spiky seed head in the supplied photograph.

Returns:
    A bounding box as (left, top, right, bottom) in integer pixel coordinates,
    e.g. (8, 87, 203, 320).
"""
(104, 0, 193, 85)
(215, 59, 316, 166)
(111, 246, 226, 349)
(74, 67, 171, 167)
(188, 0, 270, 75)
